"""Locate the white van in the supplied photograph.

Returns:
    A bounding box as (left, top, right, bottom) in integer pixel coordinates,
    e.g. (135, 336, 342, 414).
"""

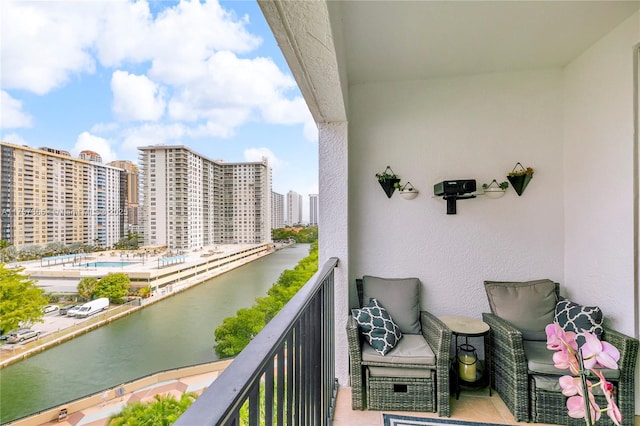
(74, 298, 109, 318)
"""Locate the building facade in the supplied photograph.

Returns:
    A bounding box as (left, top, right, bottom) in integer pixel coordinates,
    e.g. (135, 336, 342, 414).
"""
(271, 191, 284, 229)
(139, 145, 272, 250)
(286, 190, 302, 226)
(0, 142, 126, 250)
(107, 160, 139, 230)
(308, 194, 318, 226)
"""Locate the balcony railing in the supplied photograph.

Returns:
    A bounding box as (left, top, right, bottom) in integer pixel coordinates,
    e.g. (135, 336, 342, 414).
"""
(175, 257, 339, 426)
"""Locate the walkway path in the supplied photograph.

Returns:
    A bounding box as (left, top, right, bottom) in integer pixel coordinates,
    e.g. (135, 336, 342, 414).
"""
(8, 360, 232, 426)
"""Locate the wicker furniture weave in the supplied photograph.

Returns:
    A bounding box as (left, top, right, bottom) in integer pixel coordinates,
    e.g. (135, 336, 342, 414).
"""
(483, 308, 638, 424)
(347, 278, 451, 417)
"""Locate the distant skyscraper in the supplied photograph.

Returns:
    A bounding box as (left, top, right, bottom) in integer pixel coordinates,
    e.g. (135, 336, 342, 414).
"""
(271, 192, 285, 229)
(286, 190, 302, 226)
(309, 194, 318, 226)
(138, 144, 272, 249)
(107, 160, 139, 229)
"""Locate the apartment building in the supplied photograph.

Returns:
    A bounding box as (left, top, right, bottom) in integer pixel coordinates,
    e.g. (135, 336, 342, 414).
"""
(0, 142, 126, 249)
(286, 190, 302, 226)
(308, 194, 318, 226)
(271, 191, 284, 229)
(138, 145, 272, 250)
(107, 160, 139, 230)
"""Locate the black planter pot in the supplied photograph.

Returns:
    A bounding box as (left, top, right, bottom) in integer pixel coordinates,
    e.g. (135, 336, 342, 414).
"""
(379, 178, 400, 198)
(507, 173, 533, 196)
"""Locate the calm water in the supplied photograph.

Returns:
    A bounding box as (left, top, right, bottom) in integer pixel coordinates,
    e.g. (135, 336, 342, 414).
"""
(0, 244, 310, 424)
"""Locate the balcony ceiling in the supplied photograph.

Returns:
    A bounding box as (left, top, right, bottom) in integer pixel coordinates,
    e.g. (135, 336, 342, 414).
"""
(338, 1, 640, 85)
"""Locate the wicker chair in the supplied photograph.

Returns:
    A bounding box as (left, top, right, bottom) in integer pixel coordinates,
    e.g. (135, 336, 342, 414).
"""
(482, 279, 638, 425)
(346, 276, 451, 417)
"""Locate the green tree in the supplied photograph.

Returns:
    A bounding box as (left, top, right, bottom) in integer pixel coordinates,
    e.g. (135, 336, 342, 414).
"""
(0, 240, 10, 263)
(214, 308, 266, 358)
(77, 277, 99, 301)
(0, 264, 48, 333)
(214, 241, 318, 358)
(108, 392, 197, 426)
(94, 273, 130, 303)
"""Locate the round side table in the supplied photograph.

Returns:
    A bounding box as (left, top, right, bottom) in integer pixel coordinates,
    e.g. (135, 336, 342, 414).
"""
(439, 315, 492, 399)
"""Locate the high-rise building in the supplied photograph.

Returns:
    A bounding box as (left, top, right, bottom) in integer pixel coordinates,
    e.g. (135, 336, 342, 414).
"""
(138, 145, 271, 249)
(0, 142, 126, 249)
(107, 160, 139, 230)
(286, 190, 302, 226)
(271, 191, 284, 229)
(309, 194, 318, 226)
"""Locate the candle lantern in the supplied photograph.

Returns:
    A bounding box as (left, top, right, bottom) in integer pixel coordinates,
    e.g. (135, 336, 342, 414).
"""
(458, 343, 478, 382)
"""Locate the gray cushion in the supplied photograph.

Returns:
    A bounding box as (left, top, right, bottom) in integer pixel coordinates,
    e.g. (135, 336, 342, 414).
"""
(362, 334, 436, 366)
(362, 275, 421, 334)
(484, 279, 557, 340)
(524, 340, 619, 380)
(532, 375, 608, 395)
(368, 366, 434, 378)
(352, 298, 403, 356)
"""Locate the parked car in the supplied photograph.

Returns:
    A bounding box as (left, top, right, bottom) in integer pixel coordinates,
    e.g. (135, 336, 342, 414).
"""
(43, 305, 59, 314)
(66, 305, 84, 317)
(6, 328, 41, 343)
(0, 329, 17, 341)
(74, 298, 109, 318)
(58, 305, 78, 315)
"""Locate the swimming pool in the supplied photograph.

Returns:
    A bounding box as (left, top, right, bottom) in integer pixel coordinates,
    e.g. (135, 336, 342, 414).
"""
(80, 261, 140, 268)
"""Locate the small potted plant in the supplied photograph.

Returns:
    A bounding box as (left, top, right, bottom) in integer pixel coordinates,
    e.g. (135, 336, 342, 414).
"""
(395, 181, 419, 200)
(376, 166, 401, 198)
(507, 162, 534, 196)
(482, 179, 509, 199)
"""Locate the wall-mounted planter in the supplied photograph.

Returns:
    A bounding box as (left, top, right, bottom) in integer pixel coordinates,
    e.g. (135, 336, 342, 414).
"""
(398, 182, 419, 200)
(376, 166, 400, 198)
(507, 163, 534, 196)
(482, 179, 508, 199)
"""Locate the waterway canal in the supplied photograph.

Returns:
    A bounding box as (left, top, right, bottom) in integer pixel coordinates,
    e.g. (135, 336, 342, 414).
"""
(0, 244, 311, 424)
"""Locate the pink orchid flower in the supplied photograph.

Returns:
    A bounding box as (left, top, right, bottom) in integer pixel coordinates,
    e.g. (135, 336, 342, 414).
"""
(553, 348, 580, 375)
(558, 375, 581, 397)
(592, 369, 622, 425)
(581, 332, 620, 370)
(567, 394, 601, 422)
(546, 323, 577, 351)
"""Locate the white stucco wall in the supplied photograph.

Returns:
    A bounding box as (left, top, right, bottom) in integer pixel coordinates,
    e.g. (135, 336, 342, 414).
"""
(349, 70, 564, 320)
(318, 122, 350, 385)
(564, 11, 638, 336)
(563, 11, 640, 415)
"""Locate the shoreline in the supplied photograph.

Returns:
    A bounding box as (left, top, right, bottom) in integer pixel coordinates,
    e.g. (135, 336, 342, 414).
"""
(0, 242, 293, 369)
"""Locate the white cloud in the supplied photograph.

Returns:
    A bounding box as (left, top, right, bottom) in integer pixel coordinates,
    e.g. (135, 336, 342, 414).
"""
(0, 91, 33, 128)
(244, 147, 285, 170)
(111, 71, 166, 122)
(0, 132, 28, 146)
(120, 123, 188, 154)
(1, 1, 99, 94)
(72, 132, 117, 163)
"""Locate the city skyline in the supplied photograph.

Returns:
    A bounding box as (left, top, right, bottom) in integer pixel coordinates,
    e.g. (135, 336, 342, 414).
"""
(0, 0, 318, 219)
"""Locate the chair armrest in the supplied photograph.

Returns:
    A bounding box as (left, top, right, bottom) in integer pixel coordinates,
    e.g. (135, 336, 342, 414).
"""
(602, 326, 639, 424)
(482, 312, 529, 422)
(346, 315, 365, 410)
(421, 311, 451, 417)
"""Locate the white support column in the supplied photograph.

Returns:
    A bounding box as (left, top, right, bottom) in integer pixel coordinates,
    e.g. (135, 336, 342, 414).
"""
(318, 121, 349, 386)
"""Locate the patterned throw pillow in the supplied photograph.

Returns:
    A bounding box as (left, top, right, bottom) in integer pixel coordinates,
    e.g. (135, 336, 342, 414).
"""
(352, 298, 403, 356)
(554, 297, 604, 346)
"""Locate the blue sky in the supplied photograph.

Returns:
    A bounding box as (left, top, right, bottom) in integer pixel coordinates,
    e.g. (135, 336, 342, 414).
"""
(0, 0, 318, 216)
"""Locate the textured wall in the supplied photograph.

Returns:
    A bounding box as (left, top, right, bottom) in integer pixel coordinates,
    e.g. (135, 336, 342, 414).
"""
(348, 69, 565, 320)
